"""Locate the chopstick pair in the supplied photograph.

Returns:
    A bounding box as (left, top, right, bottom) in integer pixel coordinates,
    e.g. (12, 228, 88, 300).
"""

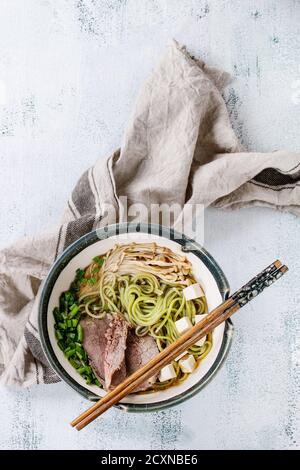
(71, 259, 288, 431)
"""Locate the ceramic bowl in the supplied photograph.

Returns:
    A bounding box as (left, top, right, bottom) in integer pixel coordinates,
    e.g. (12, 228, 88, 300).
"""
(39, 223, 233, 412)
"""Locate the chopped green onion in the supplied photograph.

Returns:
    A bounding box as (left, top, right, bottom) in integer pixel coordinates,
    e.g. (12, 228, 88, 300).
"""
(76, 351, 83, 360)
(65, 291, 75, 305)
(75, 268, 85, 281)
(55, 330, 63, 340)
(65, 348, 76, 359)
(69, 358, 80, 369)
(93, 256, 104, 267)
(57, 340, 65, 351)
(76, 347, 86, 361)
(53, 307, 62, 324)
(53, 283, 101, 387)
(77, 324, 83, 342)
(69, 304, 80, 318)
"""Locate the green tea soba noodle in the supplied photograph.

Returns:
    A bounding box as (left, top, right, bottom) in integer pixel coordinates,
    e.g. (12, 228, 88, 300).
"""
(75, 242, 212, 391)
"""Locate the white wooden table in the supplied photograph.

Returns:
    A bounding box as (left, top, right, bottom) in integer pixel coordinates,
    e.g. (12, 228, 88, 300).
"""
(0, 0, 299, 450)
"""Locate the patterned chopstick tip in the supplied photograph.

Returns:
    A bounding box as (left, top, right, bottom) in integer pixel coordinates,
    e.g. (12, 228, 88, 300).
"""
(232, 261, 288, 307)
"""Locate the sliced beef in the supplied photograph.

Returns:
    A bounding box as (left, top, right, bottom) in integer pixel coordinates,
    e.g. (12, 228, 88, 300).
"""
(81, 314, 159, 393)
(125, 331, 159, 392)
(80, 314, 113, 385)
(81, 313, 127, 390)
(104, 315, 128, 390)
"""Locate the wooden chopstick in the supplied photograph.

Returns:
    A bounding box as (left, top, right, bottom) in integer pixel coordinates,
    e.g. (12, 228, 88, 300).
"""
(71, 260, 288, 431)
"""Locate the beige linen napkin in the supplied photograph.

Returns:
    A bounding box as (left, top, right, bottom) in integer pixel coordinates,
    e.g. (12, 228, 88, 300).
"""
(0, 41, 299, 386)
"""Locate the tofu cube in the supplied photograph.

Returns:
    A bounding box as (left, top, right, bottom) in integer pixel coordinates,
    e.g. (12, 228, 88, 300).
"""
(183, 283, 205, 301)
(175, 351, 188, 361)
(179, 355, 196, 374)
(194, 314, 208, 323)
(175, 316, 193, 335)
(194, 314, 208, 346)
(159, 364, 177, 382)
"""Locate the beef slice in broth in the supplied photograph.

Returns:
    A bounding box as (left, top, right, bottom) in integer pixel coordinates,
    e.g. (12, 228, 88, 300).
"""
(81, 313, 127, 390)
(125, 331, 159, 392)
(80, 314, 112, 384)
(104, 314, 128, 390)
(81, 314, 159, 393)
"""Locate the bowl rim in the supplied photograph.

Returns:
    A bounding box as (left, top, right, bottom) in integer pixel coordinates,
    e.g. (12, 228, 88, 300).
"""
(38, 222, 233, 412)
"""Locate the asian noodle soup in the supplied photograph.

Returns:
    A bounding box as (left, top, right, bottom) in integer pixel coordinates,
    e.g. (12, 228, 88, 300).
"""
(53, 243, 212, 392)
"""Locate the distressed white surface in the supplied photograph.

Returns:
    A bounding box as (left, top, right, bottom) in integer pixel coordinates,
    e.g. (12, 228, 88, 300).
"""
(0, 0, 300, 450)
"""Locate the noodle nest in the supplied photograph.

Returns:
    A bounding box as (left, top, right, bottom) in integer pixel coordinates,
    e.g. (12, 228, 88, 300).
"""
(77, 243, 212, 390)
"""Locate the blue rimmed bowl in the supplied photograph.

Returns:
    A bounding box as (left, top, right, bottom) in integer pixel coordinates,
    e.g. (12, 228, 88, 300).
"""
(39, 223, 233, 412)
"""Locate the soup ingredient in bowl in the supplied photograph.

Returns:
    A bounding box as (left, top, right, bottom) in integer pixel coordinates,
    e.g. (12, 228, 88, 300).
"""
(104, 314, 128, 390)
(159, 364, 177, 382)
(174, 316, 193, 335)
(178, 355, 196, 374)
(81, 314, 159, 392)
(183, 283, 205, 300)
(81, 314, 127, 390)
(126, 331, 159, 392)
